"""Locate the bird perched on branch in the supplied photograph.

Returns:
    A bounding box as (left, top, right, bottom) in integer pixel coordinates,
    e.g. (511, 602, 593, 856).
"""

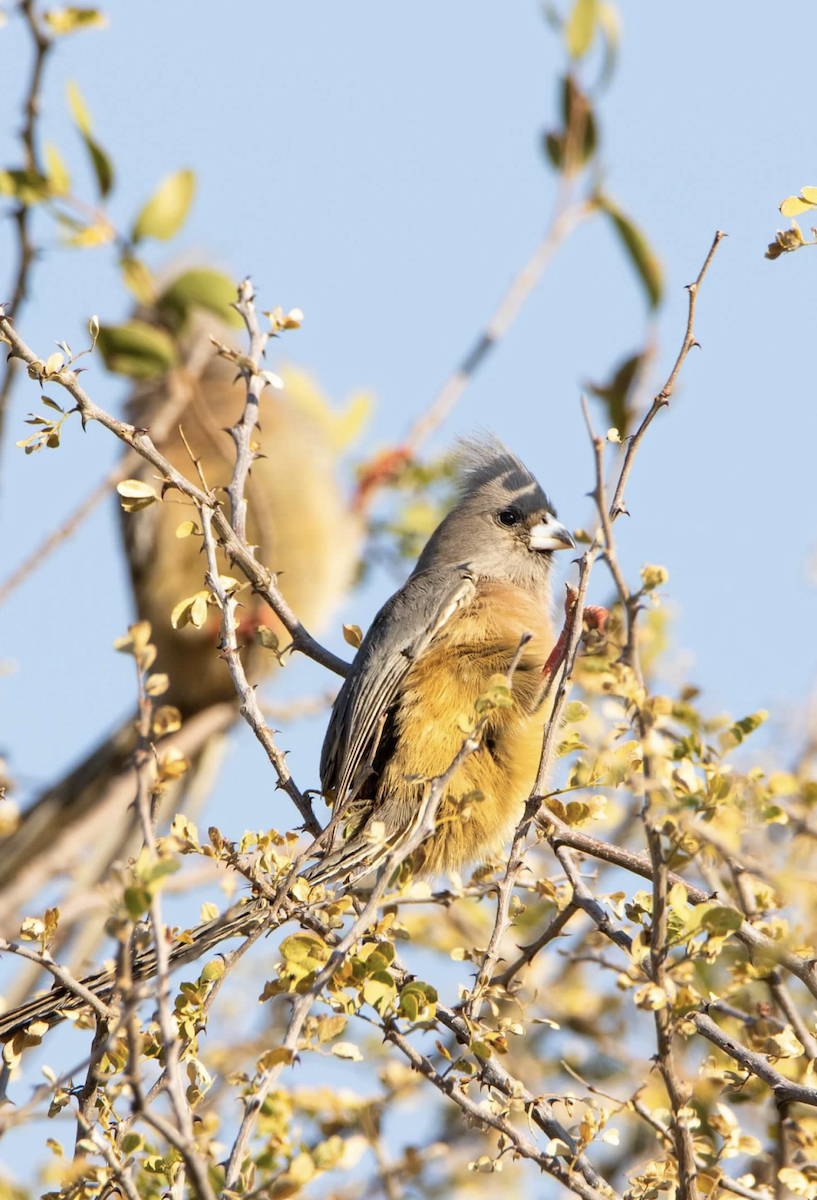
(310, 435, 575, 884)
(0, 278, 362, 922)
(0, 436, 573, 1039)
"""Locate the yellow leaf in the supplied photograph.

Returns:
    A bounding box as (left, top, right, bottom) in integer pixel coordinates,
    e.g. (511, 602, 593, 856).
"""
(190, 593, 209, 628)
(66, 79, 92, 135)
(44, 8, 107, 35)
(45, 144, 70, 196)
(566, 0, 598, 58)
(152, 705, 182, 736)
(342, 623, 363, 649)
(117, 478, 157, 499)
(175, 520, 199, 538)
(120, 255, 156, 305)
(640, 563, 668, 591)
(170, 591, 209, 630)
(331, 1041, 363, 1061)
(145, 673, 169, 697)
(780, 196, 815, 217)
(763, 1027, 804, 1059)
(132, 169, 195, 242)
(633, 982, 668, 1010)
(256, 1046, 295, 1070)
(801, 186, 817, 204)
(20, 916, 45, 941)
(158, 747, 190, 781)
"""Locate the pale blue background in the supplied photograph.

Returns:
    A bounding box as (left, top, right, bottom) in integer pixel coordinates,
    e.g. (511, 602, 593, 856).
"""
(0, 0, 816, 1184)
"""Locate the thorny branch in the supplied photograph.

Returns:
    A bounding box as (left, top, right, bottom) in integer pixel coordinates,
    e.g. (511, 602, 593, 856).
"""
(0, 1, 51, 463)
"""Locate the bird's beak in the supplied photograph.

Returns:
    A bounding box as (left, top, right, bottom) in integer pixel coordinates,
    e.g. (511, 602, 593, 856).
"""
(528, 518, 576, 552)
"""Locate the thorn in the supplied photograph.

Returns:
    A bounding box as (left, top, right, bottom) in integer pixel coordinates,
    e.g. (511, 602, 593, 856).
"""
(691, 340, 701, 350)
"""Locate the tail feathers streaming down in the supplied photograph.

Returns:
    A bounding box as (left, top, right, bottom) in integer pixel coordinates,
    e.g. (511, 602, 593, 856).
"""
(0, 718, 141, 932)
(0, 896, 272, 1042)
(0, 704, 237, 937)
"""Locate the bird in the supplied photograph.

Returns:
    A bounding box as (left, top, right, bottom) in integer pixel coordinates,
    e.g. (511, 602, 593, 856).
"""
(309, 434, 575, 885)
(0, 281, 362, 924)
(0, 435, 573, 1040)
(119, 307, 363, 716)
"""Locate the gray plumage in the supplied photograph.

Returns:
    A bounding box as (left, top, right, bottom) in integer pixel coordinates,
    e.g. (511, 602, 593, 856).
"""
(311, 434, 574, 885)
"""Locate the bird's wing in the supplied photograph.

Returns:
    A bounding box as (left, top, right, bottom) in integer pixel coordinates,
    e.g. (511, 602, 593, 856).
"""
(320, 565, 477, 805)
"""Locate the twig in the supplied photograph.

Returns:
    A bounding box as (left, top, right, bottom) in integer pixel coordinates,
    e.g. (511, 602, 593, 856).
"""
(226, 278, 270, 543)
(75, 1110, 142, 1200)
(128, 664, 215, 1200)
(0, 1, 51, 463)
(200, 505, 321, 836)
(382, 1022, 612, 1200)
(0, 938, 113, 1024)
(690, 1011, 817, 1108)
(491, 901, 578, 988)
(554, 847, 632, 952)
(404, 202, 593, 459)
(608, 230, 725, 524)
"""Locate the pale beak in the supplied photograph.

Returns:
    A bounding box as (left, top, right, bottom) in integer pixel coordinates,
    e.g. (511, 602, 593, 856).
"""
(528, 518, 576, 552)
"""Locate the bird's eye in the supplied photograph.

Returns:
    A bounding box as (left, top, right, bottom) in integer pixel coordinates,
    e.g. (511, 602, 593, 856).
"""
(497, 507, 521, 528)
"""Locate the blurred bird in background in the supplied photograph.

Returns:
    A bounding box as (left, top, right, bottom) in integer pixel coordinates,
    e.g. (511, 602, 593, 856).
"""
(0, 268, 365, 934)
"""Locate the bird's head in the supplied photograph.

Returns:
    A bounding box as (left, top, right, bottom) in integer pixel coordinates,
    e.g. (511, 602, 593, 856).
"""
(413, 434, 575, 586)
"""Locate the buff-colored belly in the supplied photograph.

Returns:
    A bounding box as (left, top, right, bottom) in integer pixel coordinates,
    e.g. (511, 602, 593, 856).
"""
(373, 589, 555, 876)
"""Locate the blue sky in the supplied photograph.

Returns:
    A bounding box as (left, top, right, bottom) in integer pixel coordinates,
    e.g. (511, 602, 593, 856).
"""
(2, 1, 816, 841)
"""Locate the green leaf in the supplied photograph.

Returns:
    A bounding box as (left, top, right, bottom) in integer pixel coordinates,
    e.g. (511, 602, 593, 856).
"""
(279, 932, 329, 968)
(148, 857, 179, 885)
(83, 134, 114, 198)
(543, 76, 597, 173)
(96, 321, 178, 379)
(699, 905, 743, 936)
(362, 973, 396, 1014)
(124, 885, 150, 919)
(132, 169, 195, 242)
(730, 710, 768, 744)
(157, 267, 242, 330)
(0, 169, 50, 205)
(565, 0, 597, 59)
(120, 1132, 144, 1156)
(596, 1, 621, 89)
(596, 194, 663, 309)
(587, 351, 644, 439)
